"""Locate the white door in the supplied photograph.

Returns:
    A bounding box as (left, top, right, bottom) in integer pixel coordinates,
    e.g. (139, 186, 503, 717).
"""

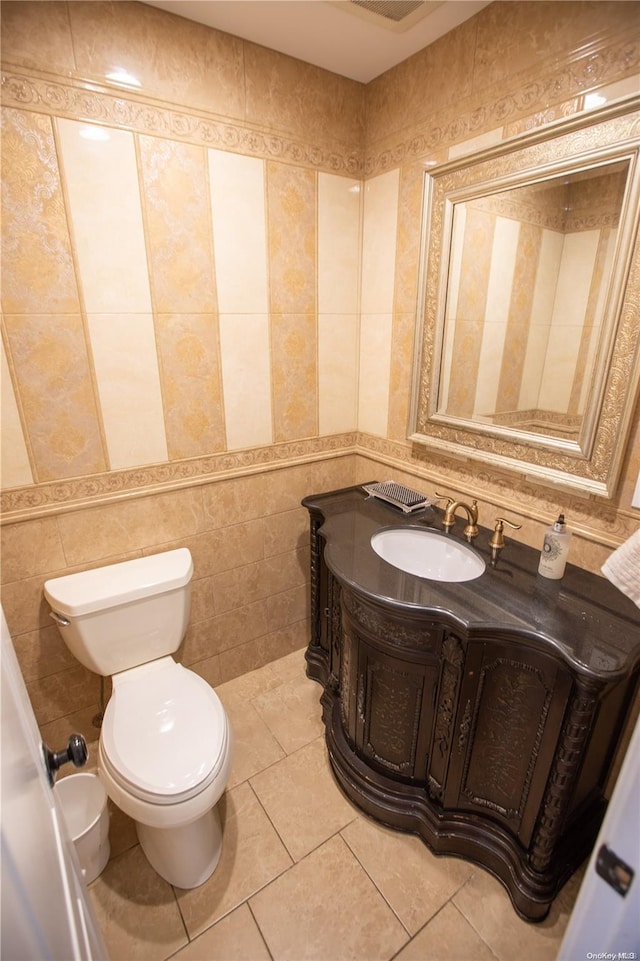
(1, 607, 108, 960)
(558, 708, 640, 956)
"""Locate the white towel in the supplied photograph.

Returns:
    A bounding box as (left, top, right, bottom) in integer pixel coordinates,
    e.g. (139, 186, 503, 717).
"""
(601, 529, 640, 608)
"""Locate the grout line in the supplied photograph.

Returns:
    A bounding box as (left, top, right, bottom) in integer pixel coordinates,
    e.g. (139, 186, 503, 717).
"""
(246, 772, 360, 869)
(169, 883, 191, 952)
(247, 900, 276, 961)
(339, 824, 413, 942)
(449, 899, 502, 961)
(245, 777, 298, 864)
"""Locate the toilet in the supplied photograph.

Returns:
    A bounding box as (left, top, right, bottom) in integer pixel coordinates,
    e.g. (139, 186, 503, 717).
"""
(43, 548, 232, 889)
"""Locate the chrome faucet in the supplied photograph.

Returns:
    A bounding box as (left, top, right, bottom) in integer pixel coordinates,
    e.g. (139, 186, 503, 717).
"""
(436, 492, 479, 542)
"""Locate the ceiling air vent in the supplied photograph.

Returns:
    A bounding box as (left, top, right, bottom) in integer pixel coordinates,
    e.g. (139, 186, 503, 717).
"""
(351, 1, 426, 22)
(331, 0, 444, 32)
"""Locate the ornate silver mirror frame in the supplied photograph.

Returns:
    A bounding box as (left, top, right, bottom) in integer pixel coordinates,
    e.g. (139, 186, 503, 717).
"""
(409, 97, 640, 498)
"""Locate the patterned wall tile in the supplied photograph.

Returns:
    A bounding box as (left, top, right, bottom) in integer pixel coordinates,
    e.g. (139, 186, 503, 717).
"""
(271, 313, 317, 443)
(267, 162, 316, 316)
(139, 136, 216, 314)
(1, 108, 80, 314)
(3, 313, 106, 481)
(155, 313, 225, 459)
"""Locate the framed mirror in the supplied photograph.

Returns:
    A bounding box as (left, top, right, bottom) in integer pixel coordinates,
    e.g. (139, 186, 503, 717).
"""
(409, 97, 640, 498)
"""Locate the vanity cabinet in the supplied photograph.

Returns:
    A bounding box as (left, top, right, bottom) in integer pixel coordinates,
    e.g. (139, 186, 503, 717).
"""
(303, 486, 640, 922)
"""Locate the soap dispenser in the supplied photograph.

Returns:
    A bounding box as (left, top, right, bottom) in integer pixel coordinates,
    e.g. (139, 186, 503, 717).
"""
(538, 514, 571, 580)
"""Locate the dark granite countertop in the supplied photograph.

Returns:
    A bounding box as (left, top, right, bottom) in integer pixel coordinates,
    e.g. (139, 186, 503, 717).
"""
(303, 484, 640, 682)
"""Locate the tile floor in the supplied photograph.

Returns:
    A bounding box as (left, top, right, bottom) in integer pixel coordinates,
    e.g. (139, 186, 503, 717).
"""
(86, 648, 582, 961)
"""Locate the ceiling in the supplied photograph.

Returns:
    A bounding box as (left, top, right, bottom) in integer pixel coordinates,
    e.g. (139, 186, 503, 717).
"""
(143, 0, 491, 83)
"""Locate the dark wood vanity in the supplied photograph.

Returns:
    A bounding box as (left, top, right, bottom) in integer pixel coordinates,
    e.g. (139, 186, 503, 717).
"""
(303, 484, 640, 921)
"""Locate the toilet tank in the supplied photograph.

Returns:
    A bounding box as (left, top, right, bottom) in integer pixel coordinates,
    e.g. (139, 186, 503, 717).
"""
(43, 549, 193, 676)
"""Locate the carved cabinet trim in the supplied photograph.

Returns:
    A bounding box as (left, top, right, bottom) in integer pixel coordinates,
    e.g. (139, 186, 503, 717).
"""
(428, 632, 464, 802)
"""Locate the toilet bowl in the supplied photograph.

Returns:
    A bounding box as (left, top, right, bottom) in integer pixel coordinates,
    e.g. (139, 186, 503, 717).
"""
(98, 657, 233, 887)
(44, 549, 233, 889)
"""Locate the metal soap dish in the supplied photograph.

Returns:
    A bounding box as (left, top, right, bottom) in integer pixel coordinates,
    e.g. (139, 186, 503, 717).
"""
(363, 481, 431, 514)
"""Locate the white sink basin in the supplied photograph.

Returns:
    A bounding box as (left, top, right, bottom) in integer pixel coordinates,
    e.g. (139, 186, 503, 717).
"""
(371, 527, 486, 583)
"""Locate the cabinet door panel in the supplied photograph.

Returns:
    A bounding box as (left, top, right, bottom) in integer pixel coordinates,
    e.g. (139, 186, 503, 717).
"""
(357, 645, 437, 782)
(447, 642, 572, 846)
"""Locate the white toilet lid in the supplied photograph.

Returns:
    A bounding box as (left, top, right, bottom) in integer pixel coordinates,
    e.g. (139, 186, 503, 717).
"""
(101, 659, 228, 804)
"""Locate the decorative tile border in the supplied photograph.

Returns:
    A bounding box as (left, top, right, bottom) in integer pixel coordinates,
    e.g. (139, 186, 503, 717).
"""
(0, 68, 363, 177)
(364, 33, 640, 176)
(1, 427, 635, 552)
(0, 433, 358, 523)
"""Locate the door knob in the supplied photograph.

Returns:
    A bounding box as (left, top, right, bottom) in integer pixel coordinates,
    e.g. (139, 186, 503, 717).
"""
(42, 733, 88, 786)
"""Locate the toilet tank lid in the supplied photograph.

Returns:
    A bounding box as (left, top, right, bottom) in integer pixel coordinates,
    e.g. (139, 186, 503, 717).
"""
(44, 548, 193, 617)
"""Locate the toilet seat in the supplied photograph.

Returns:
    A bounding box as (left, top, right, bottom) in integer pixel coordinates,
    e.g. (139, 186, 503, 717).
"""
(100, 658, 228, 805)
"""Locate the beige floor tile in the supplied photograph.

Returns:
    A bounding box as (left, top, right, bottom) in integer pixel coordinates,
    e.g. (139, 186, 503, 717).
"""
(341, 816, 474, 935)
(252, 667, 324, 754)
(106, 798, 138, 860)
(219, 696, 286, 789)
(249, 735, 359, 861)
(395, 902, 499, 961)
(174, 781, 292, 940)
(88, 845, 188, 961)
(170, 903, 271, 961)
(453, 865, 583, 961)
(215, 662, 283, 702)
(268, 645, 309, 683)
(250, 834, 410, 961)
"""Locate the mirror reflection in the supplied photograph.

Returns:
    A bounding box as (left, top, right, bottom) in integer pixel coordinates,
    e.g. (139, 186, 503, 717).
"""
(438, 161, 629, 442)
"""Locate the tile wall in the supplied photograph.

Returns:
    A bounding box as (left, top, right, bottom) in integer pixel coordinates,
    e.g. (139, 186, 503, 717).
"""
(1, 0, 640, 736)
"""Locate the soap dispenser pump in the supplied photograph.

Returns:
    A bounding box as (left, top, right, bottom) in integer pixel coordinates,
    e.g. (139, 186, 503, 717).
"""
(538, 514, 571, 580)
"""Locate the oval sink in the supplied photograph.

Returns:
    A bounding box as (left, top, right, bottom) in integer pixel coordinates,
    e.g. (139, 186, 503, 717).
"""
(371, 526, 486, 583)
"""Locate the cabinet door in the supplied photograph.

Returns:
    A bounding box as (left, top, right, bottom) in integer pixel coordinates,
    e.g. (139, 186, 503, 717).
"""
(356, 642, 439, 784)
(445, 639, 572, 847)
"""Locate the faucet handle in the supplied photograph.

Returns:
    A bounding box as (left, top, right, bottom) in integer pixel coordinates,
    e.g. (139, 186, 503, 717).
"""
(500, 517, 521, 528)
(489, 517, 522, 563)
(433, 492, 454, 506)
(434, 493, 455, 532)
